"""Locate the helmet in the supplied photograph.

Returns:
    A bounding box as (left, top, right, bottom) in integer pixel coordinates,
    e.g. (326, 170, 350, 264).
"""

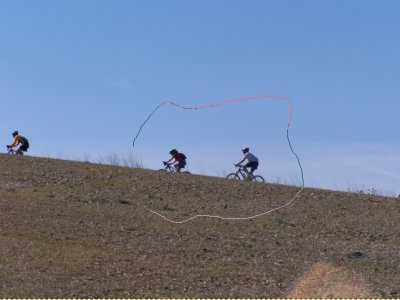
(242, 147, 249, 153)
(12, 130, 18, 137)
(169, 149, 178, 155)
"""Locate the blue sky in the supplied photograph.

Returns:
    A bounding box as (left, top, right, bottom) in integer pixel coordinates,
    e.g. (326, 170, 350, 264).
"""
(1, 0, 399, 195)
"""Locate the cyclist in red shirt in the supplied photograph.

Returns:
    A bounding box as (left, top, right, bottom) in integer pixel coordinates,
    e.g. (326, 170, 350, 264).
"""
(164, 149, 187, 173)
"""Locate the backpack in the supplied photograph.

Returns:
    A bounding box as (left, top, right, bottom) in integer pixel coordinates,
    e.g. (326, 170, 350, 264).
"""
(20, 136, 29, 145)
(180, 153, 187, 160)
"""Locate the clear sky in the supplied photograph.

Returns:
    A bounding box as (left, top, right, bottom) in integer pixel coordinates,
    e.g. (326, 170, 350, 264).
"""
(1, 0, 399, 195)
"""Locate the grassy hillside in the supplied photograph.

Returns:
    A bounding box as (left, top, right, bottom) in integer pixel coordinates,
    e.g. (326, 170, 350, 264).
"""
(0, 154, 399, 298)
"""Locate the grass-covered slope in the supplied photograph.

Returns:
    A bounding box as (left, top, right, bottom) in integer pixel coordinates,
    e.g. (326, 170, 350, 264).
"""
(0, 154, 399, 297)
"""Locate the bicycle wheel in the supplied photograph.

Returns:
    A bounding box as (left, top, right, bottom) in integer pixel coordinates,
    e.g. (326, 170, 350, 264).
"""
(226, 173, 240, 180)
(252, 175, 265, 183)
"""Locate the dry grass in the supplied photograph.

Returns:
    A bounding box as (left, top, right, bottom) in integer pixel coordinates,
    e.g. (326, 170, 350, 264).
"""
(0, 154, 399, 297)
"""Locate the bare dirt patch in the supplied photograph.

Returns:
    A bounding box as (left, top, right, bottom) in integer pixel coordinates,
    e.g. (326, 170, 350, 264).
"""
(289, 262, 376, 298)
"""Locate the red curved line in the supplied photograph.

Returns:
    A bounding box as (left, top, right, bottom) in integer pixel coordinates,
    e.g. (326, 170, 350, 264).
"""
(164, 95, 293, 128)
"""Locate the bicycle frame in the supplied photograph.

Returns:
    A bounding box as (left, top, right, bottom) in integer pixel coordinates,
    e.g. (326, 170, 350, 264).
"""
(226, 165, 265, 182)
(234, 165, 248, 179)
(163, 162, 176, 172)
(7, 147, 17, 155)
(159, 161, 191, 174)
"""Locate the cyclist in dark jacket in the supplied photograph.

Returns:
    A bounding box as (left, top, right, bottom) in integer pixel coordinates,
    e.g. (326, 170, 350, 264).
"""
(165, 149, 187, 172)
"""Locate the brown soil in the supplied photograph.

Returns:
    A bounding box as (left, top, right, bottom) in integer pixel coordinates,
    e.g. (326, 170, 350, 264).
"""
(0, 154, 399, 297)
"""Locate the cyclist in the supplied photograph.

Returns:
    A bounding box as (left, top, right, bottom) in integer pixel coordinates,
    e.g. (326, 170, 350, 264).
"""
(7, 131, 30, 155)
(164, 149, 187, 173)
(235, 147, 259, 179)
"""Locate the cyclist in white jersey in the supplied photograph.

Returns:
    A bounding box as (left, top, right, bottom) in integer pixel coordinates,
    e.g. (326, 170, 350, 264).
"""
(235, 147, 259, 179)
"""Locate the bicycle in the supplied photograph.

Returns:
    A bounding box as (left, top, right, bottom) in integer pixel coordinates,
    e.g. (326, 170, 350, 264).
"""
(226, 164, 265, 182)
(6, 146, 17, 155)
(158, 161, 191, 174)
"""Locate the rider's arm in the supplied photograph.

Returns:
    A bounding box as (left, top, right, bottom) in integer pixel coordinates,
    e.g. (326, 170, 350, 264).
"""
(236, 157, 246, 165)
(9, 137, 20, 148)
(166, 157, 174, 163)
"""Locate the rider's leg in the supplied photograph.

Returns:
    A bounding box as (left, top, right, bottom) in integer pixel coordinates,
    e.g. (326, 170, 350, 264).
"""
(174, 162, 181, 173)
(242, 165, 250, 179)
(243, 165, 250, 176)
(17, 144, 28, 155)
(249, 162, 258, 179)
(248, 169, 254, 179)
(16, 148, 24, 155)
